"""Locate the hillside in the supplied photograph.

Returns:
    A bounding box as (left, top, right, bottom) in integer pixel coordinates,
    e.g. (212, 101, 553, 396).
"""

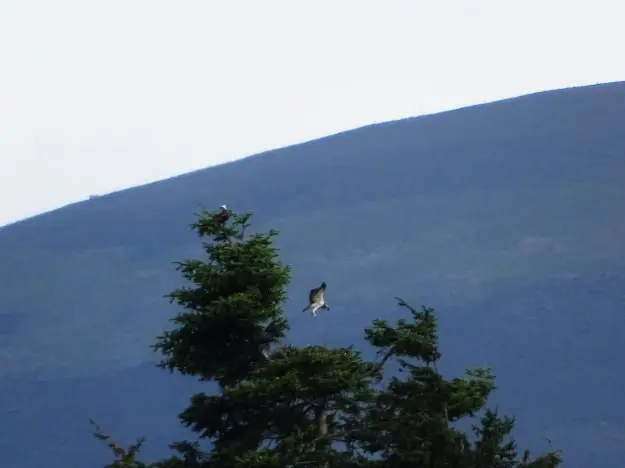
(1, 81, 625, 467)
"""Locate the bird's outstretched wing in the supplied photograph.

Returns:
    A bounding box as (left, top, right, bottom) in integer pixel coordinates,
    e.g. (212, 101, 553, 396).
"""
(309, 282, 327, 303)
(308, 287, 320, 304)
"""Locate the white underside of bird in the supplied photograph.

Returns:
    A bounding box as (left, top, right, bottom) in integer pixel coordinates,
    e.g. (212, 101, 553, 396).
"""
(304, 300, 327, 317)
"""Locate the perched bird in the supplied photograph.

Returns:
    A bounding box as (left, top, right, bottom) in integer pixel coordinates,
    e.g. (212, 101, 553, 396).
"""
(213, 204, 230, 225)
(302, 282, 330, 317)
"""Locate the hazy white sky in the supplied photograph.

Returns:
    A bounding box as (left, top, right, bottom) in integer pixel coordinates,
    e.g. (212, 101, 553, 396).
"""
(1, 0, 623, 226)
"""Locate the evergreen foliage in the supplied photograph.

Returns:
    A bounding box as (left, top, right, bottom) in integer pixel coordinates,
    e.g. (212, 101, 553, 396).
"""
(90, 420, 148, 468)
(95, 207, 563, 467)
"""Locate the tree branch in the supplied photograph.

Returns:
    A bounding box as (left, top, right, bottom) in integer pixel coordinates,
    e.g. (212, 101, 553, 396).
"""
(367, 347, 395, 380)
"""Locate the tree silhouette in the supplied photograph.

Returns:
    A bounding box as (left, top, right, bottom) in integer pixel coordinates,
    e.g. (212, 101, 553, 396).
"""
(94, 207, 562, 467)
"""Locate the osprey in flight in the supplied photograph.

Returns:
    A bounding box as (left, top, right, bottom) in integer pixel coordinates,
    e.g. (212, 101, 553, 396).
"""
(213, 204, 230, 225)
(302, 281, 330, 317)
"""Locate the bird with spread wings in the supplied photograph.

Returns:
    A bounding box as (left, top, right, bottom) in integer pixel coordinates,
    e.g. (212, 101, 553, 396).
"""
(302, 281, 330, 317)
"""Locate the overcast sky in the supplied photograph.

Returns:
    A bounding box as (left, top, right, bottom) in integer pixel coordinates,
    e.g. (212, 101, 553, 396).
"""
(1, 0, 623, 226)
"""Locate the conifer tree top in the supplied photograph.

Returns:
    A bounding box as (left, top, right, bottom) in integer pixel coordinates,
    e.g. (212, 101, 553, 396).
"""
(153, 206, 291, 387)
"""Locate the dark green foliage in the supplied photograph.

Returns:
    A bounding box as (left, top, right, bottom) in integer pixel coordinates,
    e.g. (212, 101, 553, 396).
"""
(90, 420, 148, 468)
(153, 208, 291, 387)
(97, 207, 563, 467)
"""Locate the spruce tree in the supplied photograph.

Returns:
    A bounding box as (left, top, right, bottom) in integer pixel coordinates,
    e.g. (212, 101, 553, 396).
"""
(95, 207, 562, 467)
(152, 207, 375, 466)
(359, 301, 562, 467)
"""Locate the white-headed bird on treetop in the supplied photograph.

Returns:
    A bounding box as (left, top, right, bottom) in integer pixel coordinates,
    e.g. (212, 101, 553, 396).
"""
(213, 204, 230, 226)
(302, 281, 330, 317)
